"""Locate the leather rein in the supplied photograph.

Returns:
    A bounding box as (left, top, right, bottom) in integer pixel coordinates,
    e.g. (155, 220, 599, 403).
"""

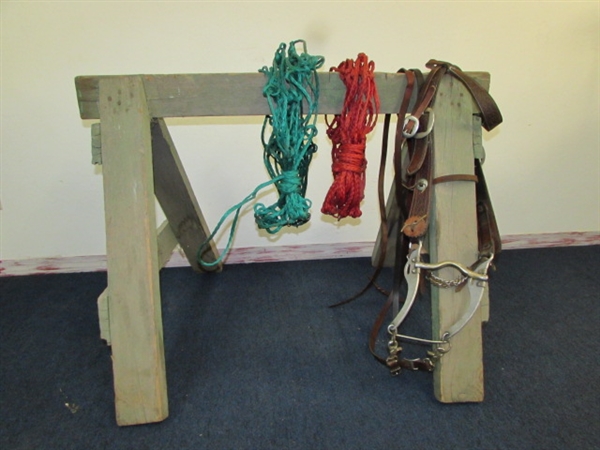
(367, 60, 503, 375)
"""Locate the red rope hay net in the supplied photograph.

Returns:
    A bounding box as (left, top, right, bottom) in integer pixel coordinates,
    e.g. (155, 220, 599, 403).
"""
(321, 53, 380, 219)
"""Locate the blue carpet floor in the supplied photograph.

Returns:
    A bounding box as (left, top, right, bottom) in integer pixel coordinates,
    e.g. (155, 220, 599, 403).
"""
(1, 246, 599, 449)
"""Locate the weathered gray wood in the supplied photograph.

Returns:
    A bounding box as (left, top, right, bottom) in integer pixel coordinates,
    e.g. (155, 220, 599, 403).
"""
(91, 119, 217, 271)
(97, 219, 180, 346)
(151, 118, 221, 272)
(98, 76, 168, 426)
(472, 115, 486, 161)
(97, 289, 110, 344)
(429, 75, 483, 402)
(76, 72, 490, 119)
(91, 123, 102, 164)
(155, 219, 179, 268)
(371, 180, 401, 268)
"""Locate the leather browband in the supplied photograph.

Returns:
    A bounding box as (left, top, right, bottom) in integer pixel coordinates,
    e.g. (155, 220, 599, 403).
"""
(433, 174, 479, 184)
(426, 59, 503, 132)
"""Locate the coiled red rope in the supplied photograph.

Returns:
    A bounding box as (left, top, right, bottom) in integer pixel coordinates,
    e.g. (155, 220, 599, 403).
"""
(321, 53, 380, 219)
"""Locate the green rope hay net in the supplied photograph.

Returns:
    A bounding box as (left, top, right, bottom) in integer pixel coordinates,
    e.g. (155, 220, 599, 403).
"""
(198, 40, 324, 268)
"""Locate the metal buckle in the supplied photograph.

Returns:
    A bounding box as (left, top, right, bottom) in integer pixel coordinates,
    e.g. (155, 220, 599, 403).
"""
(403, 115, 419, 138)
(403, 109, 435, 139)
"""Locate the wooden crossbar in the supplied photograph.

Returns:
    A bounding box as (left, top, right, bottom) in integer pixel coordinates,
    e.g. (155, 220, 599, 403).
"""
(76, 70, 493, 426)
(76, 72, 489, 119)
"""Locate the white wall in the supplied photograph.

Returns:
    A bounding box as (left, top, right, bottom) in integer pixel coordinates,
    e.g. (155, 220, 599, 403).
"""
(1, 1, 598, 260)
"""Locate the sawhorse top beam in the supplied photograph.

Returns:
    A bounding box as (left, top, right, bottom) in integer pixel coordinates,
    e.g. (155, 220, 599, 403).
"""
(75, 72, 489, 119)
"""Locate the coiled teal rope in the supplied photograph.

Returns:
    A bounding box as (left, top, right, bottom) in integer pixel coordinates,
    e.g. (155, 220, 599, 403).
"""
(255, 40, 324, 233)
(197, 40, 323, 268)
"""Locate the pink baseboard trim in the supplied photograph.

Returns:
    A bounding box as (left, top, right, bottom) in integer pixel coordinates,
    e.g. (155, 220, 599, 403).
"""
(501, 231, 599, 250)
(1, 232, 598, 277)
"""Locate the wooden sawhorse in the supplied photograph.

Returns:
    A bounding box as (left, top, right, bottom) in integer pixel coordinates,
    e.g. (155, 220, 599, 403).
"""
(75, 70, 493, 426)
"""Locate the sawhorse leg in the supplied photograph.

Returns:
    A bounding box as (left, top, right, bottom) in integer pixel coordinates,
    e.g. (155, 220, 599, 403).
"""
(97, 77, 221, 426)
(99, 76, 168, 426)
(429, 74, 483, 402)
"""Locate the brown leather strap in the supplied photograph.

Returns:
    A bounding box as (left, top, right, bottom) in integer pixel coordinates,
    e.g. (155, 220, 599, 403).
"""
(400, 64, 448, 239)
(475, 158, 502, 255)
(404, 67, 442, 176)
(371, 69, 416, 292)
(402, 141, 433, 238)
(433, 174, 479, 184)
(426, 60, 503, 131)
(400, 61, 465, 240)
(387, 72, 418, 329)
(403, 86, 437, 143)
(393, 70, 417, 213)
(368, 291, 393, 365)
(406, 110, 434, 176)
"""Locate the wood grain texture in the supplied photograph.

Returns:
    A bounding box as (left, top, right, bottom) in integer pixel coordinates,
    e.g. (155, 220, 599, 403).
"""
(429, 75, 483, 402)
(96, 219, 180, 347)
(371, 180, 401, 268)
(91, 123, 102, 164)
(97, 289, 110, 345)
(155, 219, 179, 269)
(75, 72, 490, 119)
(151, 118, 221, 272)
(98, 76, 168, 426)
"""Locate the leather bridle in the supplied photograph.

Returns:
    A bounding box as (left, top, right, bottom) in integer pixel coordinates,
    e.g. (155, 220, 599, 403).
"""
(368, 60, 503, 374)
